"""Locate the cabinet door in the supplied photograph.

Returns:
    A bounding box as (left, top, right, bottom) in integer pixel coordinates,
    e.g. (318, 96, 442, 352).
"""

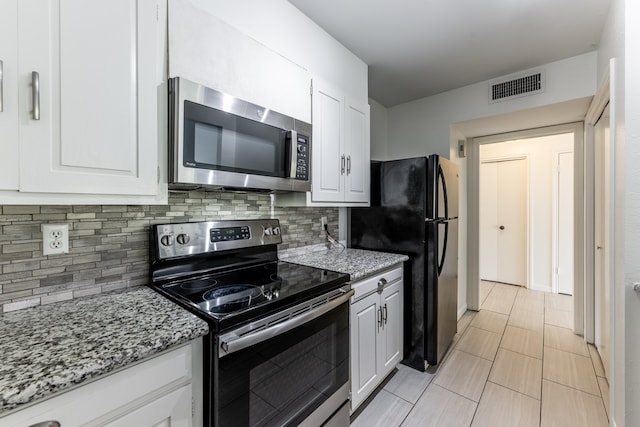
(311, 79, 345, 202)
(344, 98, 370, 204)
(380, 281, 403, 377)
(18, 0, 161, 196)
(350, 293, 380, 411)
(0, 0, 19, 190)
(105, 384, 192, 427)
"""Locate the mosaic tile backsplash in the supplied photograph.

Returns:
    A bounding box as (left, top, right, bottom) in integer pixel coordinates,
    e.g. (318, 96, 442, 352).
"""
(0, 191, 338, 313)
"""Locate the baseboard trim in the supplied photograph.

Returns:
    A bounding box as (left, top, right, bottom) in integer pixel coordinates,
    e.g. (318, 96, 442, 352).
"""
(458, 304, 468, 320)
(530, 283, 552, 293)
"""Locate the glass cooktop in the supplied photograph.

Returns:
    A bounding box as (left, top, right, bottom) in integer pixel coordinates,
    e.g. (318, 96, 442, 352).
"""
(157, 260, 349, 331)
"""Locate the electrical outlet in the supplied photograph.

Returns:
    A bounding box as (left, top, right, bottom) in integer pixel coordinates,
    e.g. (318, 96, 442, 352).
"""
(42, 224, 69, 255)
(320, 216, 327, 230)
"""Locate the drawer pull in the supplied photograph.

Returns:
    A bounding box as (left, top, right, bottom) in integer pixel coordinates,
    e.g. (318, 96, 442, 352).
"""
(28, 422, 60, 427)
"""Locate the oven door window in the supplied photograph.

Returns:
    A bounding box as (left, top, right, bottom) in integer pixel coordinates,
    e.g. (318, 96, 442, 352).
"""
(183, 100, 287, 178)
(215, 302, 349, 427)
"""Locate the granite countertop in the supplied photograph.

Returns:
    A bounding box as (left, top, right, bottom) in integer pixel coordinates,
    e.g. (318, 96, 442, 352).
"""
(0, 287, 208, 416)
(281, 245, 409, 281)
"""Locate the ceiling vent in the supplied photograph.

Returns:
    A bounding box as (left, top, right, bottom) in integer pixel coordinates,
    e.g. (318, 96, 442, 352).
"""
(489, 70, 544, 103)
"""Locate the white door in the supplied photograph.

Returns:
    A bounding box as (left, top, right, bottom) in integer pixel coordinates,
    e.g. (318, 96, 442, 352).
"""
(344, 97, 370, 203)
(480, 162, 499, 281)
(594, 105, 611, 380)
(18, 0, 161, 196)
(380, 281, 402, 377)
(311, 79, 344, 202)
(480, 158, 527, 286)
(349, 293, 380, 411)
(557, 152, 574, 295)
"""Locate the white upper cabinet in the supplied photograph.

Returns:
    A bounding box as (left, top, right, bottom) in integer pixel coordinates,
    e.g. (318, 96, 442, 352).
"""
(311, 81, 344, 202)
(344, 97, 371, 204)
(309, 78, 370, 206)
(0, 0, 167, 203)
(0, 0, 19, 191)
(168, 0, 311, 124)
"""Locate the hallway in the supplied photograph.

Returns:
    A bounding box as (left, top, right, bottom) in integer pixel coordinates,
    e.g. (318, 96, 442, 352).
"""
(350, 282, 609, 427)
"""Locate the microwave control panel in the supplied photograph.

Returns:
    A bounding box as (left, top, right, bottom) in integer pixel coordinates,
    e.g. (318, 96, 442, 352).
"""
(295, 134, 309, 181)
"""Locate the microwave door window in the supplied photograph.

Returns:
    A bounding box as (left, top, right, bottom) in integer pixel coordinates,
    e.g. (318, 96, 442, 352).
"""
(185, 101, 286, 178)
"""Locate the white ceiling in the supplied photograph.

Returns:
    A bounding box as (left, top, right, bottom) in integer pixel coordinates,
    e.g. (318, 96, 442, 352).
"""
(288, 0, 611, 108)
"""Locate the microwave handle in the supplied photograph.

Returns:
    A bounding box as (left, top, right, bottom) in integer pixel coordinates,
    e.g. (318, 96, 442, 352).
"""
(288, 130, 298, 178)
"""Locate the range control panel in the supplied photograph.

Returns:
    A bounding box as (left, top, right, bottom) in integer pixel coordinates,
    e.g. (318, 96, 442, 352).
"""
(210, 226, 251, 242)
(154, 219, 282, 260)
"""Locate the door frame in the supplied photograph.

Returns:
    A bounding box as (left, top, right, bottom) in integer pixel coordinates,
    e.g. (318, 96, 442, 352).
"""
(553, 149, 575, 295)
(479, 155, 530, 288)
(467, 122, 585, 335)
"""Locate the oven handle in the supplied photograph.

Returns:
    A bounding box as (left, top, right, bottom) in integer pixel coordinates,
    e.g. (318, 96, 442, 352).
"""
(218, 288, 354, 357)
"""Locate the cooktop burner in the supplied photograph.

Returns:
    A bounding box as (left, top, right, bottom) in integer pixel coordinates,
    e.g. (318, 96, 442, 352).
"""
(202, 285, 263, 314)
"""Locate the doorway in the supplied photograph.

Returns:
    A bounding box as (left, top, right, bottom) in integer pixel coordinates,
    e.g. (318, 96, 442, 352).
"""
(467, 122, 585, 332)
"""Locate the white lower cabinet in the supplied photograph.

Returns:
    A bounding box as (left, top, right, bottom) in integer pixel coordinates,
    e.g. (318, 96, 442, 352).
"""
(350, 266, 403, 412)
(0, 340, 202, 427)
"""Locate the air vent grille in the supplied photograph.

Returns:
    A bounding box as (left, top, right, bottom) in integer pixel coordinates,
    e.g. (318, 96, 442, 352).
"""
(490, 71, 543, 102)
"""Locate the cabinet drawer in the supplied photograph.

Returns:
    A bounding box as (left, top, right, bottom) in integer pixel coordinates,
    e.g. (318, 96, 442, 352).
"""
(351, 265, 403, 302)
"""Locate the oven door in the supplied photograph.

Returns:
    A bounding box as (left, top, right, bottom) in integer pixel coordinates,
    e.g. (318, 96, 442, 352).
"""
(208, 289, 352, 427)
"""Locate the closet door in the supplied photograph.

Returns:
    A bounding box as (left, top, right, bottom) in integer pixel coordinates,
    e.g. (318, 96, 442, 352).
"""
(480, 158, 527, 286)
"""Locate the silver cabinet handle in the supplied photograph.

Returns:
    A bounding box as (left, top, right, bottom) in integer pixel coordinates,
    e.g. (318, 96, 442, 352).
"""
(383, 304, 388, 325)
(341, 155, 346, 175)
(0, 60, 3, 112)
(32, 71, 40, 120)
(28, 422, 60, 427)
(347, 155, 351, 175)
(377, 306, 383, 330)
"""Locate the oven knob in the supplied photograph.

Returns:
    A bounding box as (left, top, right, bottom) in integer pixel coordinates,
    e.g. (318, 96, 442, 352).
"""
(264, 227, 273, 236)
(160, 234, 174, 246)
(272, 227, 281, 235)
(176, 233, 191, 245)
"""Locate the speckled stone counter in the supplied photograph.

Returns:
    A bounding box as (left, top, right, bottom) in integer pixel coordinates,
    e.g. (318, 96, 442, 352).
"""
(280, 245, 408, 281)
(0, 287, 208, 416)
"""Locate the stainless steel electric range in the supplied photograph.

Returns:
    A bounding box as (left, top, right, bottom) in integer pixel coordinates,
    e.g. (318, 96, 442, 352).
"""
(149, 219, 352, 427)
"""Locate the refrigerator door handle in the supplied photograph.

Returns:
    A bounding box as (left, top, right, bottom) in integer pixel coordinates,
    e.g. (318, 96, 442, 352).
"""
(438, 221, 449, 275)
(438, 165, 449, 220)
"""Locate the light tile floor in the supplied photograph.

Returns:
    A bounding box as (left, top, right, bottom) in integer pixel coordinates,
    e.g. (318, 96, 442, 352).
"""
(350, 281, 609, 427)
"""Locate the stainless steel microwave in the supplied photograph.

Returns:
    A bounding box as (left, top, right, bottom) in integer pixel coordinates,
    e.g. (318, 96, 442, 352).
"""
(169, 77, 311, 192)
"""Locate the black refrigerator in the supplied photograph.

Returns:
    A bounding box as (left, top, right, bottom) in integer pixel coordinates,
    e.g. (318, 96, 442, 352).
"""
(350, 155, 459, 369)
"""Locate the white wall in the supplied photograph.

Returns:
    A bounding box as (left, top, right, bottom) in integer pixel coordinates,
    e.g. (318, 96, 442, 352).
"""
(369, 98, 389, 160)
(480, 134, 574, 293)
(384, 52, 597, 160)
(190, 0, 368, 101)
